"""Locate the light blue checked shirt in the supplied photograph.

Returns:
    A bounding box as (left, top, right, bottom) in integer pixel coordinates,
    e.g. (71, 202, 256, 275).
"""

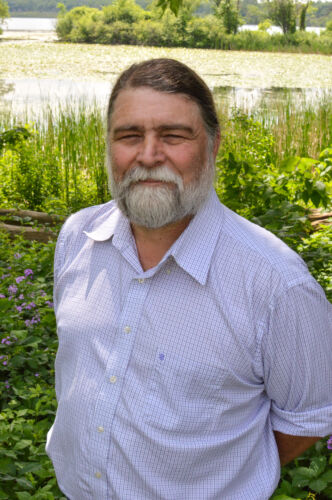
(46, 189, 332, 500)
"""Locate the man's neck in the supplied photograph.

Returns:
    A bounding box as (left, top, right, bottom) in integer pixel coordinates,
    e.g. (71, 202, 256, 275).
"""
(131, 216, 192, 271)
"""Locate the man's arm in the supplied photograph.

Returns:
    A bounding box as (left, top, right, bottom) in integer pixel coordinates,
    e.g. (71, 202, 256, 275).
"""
(274, 431, 321, 466)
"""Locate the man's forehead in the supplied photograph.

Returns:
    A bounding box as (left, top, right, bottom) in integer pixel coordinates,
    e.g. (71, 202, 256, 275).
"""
(110, 87, 203, 127)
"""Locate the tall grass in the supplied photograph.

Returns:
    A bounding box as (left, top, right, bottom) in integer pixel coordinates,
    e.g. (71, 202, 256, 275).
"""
(0, 91, 332, 213)
(218, 89, 332, 163)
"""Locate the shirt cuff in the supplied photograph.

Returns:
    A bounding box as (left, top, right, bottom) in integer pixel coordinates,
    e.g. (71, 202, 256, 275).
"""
(271, 403, 332, 437)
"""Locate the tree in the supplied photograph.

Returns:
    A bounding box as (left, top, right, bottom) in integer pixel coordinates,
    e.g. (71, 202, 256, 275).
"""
(156, 0, 183, 15)
(212, 0, 241, 34)
(0, 0, 9, 21)
(299, 1, 310, 31)
(0, 0, 9, 34)
(269, 0, 296, 34)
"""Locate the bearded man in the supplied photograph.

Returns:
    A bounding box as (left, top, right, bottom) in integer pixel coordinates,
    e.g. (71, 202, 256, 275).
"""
(46, 59, 332, 500)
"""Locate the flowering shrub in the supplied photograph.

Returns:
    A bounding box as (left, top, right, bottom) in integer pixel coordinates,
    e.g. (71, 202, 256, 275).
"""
(0, 230, 65, 499)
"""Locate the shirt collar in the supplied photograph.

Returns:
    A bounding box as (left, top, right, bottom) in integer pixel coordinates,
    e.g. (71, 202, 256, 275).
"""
(169, 189, 224, 285)
(84, 190, 225, 285)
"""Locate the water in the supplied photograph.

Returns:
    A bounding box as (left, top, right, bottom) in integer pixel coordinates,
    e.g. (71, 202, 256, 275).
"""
(1, 77, 330, 121)
(2, 17, 56, 31)
(2, 18, 322, 34)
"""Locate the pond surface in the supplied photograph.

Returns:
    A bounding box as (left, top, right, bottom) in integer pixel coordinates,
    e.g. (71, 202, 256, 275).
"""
(0, 41, 331, 117)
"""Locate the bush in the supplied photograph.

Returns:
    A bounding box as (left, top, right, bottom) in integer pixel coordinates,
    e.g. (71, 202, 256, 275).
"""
(0, 232, 65, 499)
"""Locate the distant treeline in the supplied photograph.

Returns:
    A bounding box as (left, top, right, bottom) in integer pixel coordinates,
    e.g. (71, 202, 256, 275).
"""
(52, 1, 332, 54)
(6, 0, 332, 26)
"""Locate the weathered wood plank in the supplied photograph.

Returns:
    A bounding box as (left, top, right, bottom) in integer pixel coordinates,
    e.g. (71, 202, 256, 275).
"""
(0, 208, 64, 225)
(0, 222, 56, 242)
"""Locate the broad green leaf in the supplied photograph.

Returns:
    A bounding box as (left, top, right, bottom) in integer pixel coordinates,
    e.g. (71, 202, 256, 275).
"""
(309, 456, 327, 477)
(279, 157, 300, 173)
(293, 466, 317, 479)
(321, 469, 332, 483)
(18, 462, 42, 475)
(16, 492, 33, 500)
(15, 477, 34, 489)
(14, 439, 32, 450)
(271, 495, 301, 500)
(309, 478, 328, 492)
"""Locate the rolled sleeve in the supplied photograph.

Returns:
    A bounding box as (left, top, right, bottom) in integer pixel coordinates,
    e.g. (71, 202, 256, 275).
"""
(262, 279, 332, 437)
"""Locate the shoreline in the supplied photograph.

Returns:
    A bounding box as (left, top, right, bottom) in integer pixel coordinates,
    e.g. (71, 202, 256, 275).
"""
(0, 31, 57, 42)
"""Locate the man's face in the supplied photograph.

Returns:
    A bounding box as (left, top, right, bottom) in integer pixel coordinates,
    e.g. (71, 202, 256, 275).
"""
(108, 87, 219, 228)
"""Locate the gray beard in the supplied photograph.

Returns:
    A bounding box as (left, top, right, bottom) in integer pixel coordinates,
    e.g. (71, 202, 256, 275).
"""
(109, 162, 215, 229)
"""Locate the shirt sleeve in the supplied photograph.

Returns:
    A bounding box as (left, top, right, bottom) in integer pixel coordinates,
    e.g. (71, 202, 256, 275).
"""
(261, 278, 332, 437)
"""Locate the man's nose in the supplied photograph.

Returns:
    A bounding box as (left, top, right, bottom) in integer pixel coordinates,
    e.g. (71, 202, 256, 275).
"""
(136, 135, 165, 168)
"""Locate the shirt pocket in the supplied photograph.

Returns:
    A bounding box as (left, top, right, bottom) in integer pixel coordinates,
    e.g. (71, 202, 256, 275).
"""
(144, 351, 227, 435)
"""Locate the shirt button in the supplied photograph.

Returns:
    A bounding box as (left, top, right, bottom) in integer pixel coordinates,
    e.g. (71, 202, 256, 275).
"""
(97, 426, 104, 433)
(166, 269, 171, 275)
(123, 325, 131, 333)
(138, 278, 145, 283)
(95, 471, 102, 479)
(110, 375, 117, 383)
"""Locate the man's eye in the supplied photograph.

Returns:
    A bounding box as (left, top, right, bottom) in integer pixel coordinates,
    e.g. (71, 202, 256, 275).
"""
(163, 134, 185, 142)
(118, 134, 141, 141)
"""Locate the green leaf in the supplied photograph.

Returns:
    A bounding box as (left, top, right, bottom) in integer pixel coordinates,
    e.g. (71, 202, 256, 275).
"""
(16, 492, 33, 500)
(309, 456, 327, 477)
(293, 466, 317, 479)
(309, 478, 328, 492)
(15, 477, 34, 489)
(18, 462, 43, 475)
(321, 470, 332, 483)
(271, 495, 301, 500)
(280, 157, 301, 172)
(14, 440, 32, 450)
(0, 458, 16, 475)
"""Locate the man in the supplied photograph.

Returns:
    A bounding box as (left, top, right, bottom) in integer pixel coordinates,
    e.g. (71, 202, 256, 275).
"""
(46, 58, 332, 500)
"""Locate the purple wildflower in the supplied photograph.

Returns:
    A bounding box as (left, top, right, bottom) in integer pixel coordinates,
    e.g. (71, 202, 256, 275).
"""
(327, 437, 332, 450)
(25, 302, 36, 310)
(31, 315, 40, 324)
(16, 305, 23, 312)
(19, 293, 24, 299)
(3, 361, 7, 366)
(8, 285, 17, 295)
(34, 373, 40, 377)
(0, 294, 5, 299)
(15, 276, 25, 284)
(14, 253, 22, 259)
(45, 300, 54, 308)
(24, 269, 33, 277)
(25, 319, 32, 327)
(40, 290, 46, 297)
(7, 266, 11, 270)
(1, 274, 10, 280)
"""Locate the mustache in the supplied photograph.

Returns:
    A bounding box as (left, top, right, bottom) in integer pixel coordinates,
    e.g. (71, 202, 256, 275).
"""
(118, 165, 184, 191)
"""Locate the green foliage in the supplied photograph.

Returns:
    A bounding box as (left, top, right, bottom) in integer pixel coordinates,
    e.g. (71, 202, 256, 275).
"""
(52, 0, 332, 54)
(216, 110, 332, 247)
(214, 0, 242, 34)
(0, 232, 66, 499)
(271, 441, 332, 499)
(0, 0, 9, 34)
(269, 0, 297, 34)
(0, 106, 109, 214)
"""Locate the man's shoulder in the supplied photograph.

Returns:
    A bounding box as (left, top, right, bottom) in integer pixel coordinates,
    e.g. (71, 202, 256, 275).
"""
(215, 203, 309, 288)
(60, 200, 117, 239)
